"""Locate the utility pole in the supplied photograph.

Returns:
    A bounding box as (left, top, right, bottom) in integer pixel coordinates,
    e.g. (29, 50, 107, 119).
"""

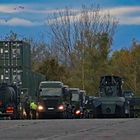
(134, 64, 137, 94)
(82, 43, 85, 90)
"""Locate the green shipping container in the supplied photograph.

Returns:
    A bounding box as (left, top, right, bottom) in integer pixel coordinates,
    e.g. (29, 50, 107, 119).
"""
(0, 41, 31, 84)
(0, 67, 45, 98)
(0, 41, 31, 69)
(0, 41, 45, 98)
(21, 68, 45, 98)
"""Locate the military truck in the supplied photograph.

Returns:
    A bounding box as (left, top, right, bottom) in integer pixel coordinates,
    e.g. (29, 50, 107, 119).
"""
(37, 81, 71, 119)
(0, 83, 20, 119)
(123, 90, 134, 99)
(0, 41, 45, 119)
(85, 96, 96, 118)
(122, 90, 135, 117)
(69, 88, 86, 118)
(93, 75, 130, 118)
(123, 90, 140, 118)
(79, 90, 88, 118)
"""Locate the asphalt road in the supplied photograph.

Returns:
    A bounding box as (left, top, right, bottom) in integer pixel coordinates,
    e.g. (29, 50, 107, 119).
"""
(0, 119, 140, 140)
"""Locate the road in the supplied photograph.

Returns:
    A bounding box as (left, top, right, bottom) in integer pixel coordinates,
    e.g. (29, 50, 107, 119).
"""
(0, 119, 140, 140)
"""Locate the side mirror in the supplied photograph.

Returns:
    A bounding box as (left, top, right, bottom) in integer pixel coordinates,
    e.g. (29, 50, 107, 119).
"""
(85, 100, 88, 104)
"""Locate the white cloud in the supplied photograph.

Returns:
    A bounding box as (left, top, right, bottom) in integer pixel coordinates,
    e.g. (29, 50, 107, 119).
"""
(0, 4, 140, 25)
(120, 16, 140, 25)
(48, 6, 140, 25)
(102, 6, 140, 25)
(0, 4, 26, 13)
(0, 18, 41, 26)
(0, 19, 7, 24)
(103, 6, 140, 16)
(0, 4, 79, 14)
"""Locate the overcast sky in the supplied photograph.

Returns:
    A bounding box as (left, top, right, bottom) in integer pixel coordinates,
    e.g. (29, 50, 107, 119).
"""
(0, 0, 139, 51)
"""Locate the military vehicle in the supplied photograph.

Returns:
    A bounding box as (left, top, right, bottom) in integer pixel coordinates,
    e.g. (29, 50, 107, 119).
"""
(0, 83, 20, 119)
(37, 81, 71, 119)
(69, 88, 86, 118)
(93, 75, 130, 118)
(0, 41, 45, 119)
(63, 85, 73, 119)
(122, 90, 135, 117)
(123, 90, 140, 118)
(123, 90, 134, 99)
(79, 90, 88, 118)
(85, 96, 96, 118)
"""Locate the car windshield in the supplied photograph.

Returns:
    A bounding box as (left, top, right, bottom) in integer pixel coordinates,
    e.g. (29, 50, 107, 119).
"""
(71, 92, 79, 102)
(40, 82, 63, 88)
(40, 88, 62, 96)
(124, 91, 133, 97)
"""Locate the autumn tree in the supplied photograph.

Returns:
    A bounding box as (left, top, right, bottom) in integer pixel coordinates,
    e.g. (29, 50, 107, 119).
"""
(110, 40, 140, 95)
(130, 41, 140, 95)
(36, 57, 69, 82)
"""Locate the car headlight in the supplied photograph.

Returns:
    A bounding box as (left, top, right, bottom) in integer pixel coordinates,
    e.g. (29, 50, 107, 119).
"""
(58, 105, 64, 110)
(37, 105, 44, 111)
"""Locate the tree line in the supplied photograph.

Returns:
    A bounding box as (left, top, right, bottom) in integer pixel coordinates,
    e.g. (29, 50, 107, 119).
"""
(4, 6, 140, 96)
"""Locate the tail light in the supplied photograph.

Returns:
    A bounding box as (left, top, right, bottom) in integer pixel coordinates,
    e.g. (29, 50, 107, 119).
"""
(6, 106, 14, 113)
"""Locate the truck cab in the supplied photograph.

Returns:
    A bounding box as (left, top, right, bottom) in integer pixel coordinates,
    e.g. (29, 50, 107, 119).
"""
(37, 81, 70, 119)
(123, 90, 134, 98)
(69, 88, 85, 118)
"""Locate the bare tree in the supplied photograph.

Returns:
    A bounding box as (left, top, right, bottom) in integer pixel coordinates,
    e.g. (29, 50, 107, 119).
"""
(46, 5, 118, 93)
(47, 5, 118, 66)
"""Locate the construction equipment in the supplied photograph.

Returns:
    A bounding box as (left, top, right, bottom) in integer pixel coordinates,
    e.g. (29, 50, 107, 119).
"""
(93, 75, 130, 118)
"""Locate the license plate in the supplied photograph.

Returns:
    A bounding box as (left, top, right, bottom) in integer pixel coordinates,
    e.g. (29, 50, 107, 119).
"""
(48, 108, 54, 110)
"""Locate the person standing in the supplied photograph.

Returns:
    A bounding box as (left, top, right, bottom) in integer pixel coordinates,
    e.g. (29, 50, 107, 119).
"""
(24, 96, 30, 119)
(30, 101, 37, 119)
